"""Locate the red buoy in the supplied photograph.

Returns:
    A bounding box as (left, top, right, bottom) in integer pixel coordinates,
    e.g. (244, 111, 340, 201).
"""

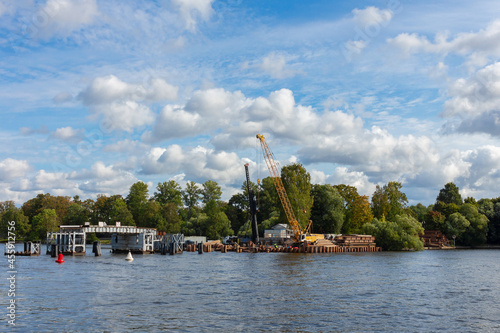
(55, 253, 64, 263)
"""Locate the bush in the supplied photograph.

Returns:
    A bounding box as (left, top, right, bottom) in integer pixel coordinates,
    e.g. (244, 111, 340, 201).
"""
(362, 215, 424, 251)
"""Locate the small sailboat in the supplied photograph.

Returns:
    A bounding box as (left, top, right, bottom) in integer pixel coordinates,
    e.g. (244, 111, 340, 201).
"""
(125, 251, 134, 262)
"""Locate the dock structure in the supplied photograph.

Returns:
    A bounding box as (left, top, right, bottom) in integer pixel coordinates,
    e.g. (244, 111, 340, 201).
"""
(4, 241, 42, 256)
(155, 233, 185, 255)
(47, 224, 157, 256)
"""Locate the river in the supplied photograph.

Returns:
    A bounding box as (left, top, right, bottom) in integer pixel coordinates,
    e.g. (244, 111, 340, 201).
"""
(2, 245, 500, 332)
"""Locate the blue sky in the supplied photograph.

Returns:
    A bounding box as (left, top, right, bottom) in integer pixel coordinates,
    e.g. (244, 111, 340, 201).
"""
(1, 0, 500, 205)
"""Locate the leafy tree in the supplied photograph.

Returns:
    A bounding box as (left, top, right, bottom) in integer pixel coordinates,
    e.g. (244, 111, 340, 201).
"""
(445, 212, 470, 239)
(30, 209, 58, 240)
(434, 201, 460, 217)
(310, 184, 344, 233)
(22, 193, 71, 224)
(334, 184, 372, 233)
(94, 194, 114, 224)
(183, 213, 208, 236)
(280, 163, 313, 230)
(225, 192, 248, 235)
(154, 180, 183, 207)
(371, 182, 408, 221)
(203, 197, 233, 239)
(371, 185, 389, 219)
(126, 182, 149, 224)
(160, 203, 181, 233)
(257, 177, 279, 223)
(110, 198, 134, 226)
(0, 201, 30, 239)
(139, 200, 164, 228)
(424, 210, 446, 231)
(362, 214, 424, 251)
(64, 203, 88, 225)
(183, 181, 201, 218)
(81, 199, 96, 224)
(409, 203, 432, 225)
(436, 182, 463, 205)
(350, 195, 374, 232)
(201, 180, 222, 205)
(479, 198, 500, 244)
(459, 203, 489, 246)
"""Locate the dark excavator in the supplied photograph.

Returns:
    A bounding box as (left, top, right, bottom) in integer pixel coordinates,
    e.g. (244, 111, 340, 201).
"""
(244, 163, 259, 244)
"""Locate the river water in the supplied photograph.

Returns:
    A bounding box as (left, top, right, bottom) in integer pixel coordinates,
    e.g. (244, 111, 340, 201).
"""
(2, 245, 500, 332)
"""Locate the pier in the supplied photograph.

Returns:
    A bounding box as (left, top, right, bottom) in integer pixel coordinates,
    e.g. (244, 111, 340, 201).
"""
(46, 224, 157, 256)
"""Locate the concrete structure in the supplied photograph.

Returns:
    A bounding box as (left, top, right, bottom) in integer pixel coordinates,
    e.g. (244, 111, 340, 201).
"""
(47, 224, 157, 255)
(184, 236, 207, 244)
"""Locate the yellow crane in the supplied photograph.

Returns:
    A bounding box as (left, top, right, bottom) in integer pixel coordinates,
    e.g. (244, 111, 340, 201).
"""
(256, 134, 319, 243)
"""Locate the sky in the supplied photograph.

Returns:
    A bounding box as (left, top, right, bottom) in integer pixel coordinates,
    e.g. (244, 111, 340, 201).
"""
(1, 0, 500, 206)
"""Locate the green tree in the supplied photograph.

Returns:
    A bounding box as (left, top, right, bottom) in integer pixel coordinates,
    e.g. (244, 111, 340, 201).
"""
(126, 182, 149, 225)
(160, 203, 181, 233)
(280, 163, 313, 230)
(201, 180, 222, 204)
(110, 198, 134, 226)
(0, 201, 30, 239)
(424, 210, 446, 231)
(183, 181, 201, 218)
(409, 203, 431, 223)
(30, 209, 59, 240)
(22, 193, 71, 224)
(479, 198, 500, 244)
(81, 199, 96, 224)
(371, 182, 408, 221)
(154, 180, 183, 207)
(203, 197, 233, 239)
(139, 200, 164, 228)
(225, 192, 248, 235)
(94, 194, 115, 224)
(459, 203, 489, 246)
(257, 177, 279, 223)
(64, 203, 88, 225)
(310, 184, 344, 233)
(362, 214, 424, 251)
(371, 184, 389, 219)
(436, 182, 463, 205)
(434, 201, 460, 217)
(350, 195, 373, 232)
(445, 212, 470, 239)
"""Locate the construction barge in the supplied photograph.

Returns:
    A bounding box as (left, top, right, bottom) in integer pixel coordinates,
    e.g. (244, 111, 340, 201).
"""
(185, 234, 381, 254)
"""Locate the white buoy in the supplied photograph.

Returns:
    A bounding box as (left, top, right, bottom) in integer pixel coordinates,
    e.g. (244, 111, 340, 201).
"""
(125, 251, 134, 261)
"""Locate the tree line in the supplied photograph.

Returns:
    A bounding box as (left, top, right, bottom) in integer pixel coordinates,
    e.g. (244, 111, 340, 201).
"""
(1, 163, 498, 250)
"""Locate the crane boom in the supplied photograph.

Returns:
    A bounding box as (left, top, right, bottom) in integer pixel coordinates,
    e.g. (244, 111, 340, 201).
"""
(256, 134, 304, 242)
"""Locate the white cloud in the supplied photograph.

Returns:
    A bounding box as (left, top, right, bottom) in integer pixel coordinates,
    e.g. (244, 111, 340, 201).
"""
(93, 101, 155, 133)
(442, 62, 500, 136)
(172, 0, 214, 32)
(327, 167, 376, 197)
(140, 144, 246, 185)
(103, 139, 149, 154)
(258, 53, 298, 79)
(0, 158, 31, 181)
(388, 20, 500, 67)
(51, 126, 84, 142)
(80, 75, 178, 105)
(36, 0, 99, 38)
(79, 75, 177, 133)
(77, 162, 138, 195)
(352, 6, 393, 27)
